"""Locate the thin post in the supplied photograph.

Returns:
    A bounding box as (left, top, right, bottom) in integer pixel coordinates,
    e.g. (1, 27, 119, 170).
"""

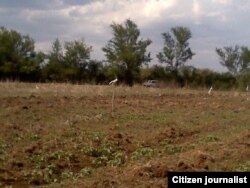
(109, 77, 118, 117)
(111, 85, 115, 117)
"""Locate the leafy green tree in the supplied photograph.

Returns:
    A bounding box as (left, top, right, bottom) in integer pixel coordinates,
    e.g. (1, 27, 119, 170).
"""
(64, 40, 92, 68)
(179, 66, 196, 87)
(103, 19, 152, 86)
(64, 40, 92, 81)
(87, 60, 104, 83)
(35, 51, 47, 67)
(216, 46, 240, 75)
(240, 46, 250, 72)
(49, 38, 63, 64)
(42, 39, 64, 81)
(43, 39, 92, 82)
(41, 61, 65, 82)
(237, 70, 250, 90)
(216, 46, 250, 75)
(0, 27, 37, 80)
(157, 26, 195, 71)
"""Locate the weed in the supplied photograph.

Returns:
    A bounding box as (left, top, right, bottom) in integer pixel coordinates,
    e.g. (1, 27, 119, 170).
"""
(61, 170, 75, 180)
(9, 131, 22, 141)
(23, 164, 60, 184)
(0, 140, 8, 162)
(0, 140, 9, 149)
(43, 164, 60, 183)
(199, 135, 220, 143)
(164, 145, 183, 154)
(92, 156, 109, 167)
(107, 151, 125, 167)
(49, 151, 75, 162)
(79, 167, 93, 177)
(0, 154, 7, 162)
(30, 151, 75, 171)
(60, 167, 94, 180)
(81, 146, 100, 157)
(131, 147, 154, 160)
(31, 154, 48, 169)
(28, 134, 41, 141)
(233, 161, 250, 171)
(62, 131, 78, 138)
(82, 143, 125, 167)
(163, 143, 196, 154)
(87, 131, 104, 142)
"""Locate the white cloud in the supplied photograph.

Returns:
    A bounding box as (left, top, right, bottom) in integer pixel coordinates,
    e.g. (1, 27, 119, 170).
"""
(213, 0, 232, 5)
(66, 0, 177, 27)
(193, 0, 201, 16)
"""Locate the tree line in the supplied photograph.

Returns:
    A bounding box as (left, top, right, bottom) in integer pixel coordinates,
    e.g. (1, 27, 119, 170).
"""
(0, 19, 250, 89)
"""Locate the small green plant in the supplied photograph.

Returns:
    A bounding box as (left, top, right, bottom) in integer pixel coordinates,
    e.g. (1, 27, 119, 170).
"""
(131, 147, 154, 160)
(91, 132, 104, 142)
(82, 146, 100, 157)
(61, 170, 75, 180)
(82, 143, 125, 167)
(0, 154, 7, 162)
(9, 131, 22, 141)
(92, 155, 109, 167)
(79, 167, 93, 177)
(107, 152, 124, 167)
(233, 161, 250, 171)
(0, 140, 9, 149)
(199, 135, 219, 143)
(43, 164, 60, 183)
(22, 169, 43, 184)
(49, 151, 75, 162)
(164, 144, 183, 154)
(62, 131, 78, 138)
(0, 140, 8, 162)
(23, 163, 60, 184)
(28, 134, 41, 141)
(30, 154, 48, 169)
(61, 167, 94, 180)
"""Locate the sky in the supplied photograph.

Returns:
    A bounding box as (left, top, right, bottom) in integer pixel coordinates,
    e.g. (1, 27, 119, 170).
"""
(1, 0, 250, 72)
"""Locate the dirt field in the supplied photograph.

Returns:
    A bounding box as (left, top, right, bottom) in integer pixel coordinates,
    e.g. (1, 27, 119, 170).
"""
(0, 82, 249, 187)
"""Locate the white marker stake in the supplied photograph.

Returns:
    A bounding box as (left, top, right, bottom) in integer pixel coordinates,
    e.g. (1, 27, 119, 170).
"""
(208, 86, 213, 95)
(109, 78, 118, 117)
(109, 78, 118, 85)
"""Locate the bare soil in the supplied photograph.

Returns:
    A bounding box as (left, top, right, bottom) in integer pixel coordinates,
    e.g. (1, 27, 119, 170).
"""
(0, 83, 249, 187)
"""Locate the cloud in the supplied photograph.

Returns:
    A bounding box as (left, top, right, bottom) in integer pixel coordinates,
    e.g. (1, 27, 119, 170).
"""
(0, 0, 63, 10)
(1, 0, 250, 71)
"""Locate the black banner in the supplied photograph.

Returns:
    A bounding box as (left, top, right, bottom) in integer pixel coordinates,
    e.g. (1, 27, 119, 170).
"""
(168, 172, 250, 188)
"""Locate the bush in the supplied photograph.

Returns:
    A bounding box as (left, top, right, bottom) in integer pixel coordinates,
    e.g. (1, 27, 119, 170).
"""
(237, 70, 250, 91)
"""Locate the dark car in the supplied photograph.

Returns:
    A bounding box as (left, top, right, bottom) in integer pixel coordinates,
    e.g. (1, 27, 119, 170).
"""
(142, 80, 159, 87)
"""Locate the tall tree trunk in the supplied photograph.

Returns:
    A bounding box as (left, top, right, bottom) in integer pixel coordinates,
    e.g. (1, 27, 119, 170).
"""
(125, 69, 134, 86)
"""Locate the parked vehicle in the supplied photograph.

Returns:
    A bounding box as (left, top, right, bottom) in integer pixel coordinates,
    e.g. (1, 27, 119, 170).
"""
(142, 80, 159, 87)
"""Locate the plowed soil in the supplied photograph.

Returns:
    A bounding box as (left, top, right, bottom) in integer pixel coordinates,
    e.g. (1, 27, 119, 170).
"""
(0, 83, 249, 187)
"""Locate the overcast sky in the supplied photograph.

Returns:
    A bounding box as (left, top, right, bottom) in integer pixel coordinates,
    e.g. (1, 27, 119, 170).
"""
(1, 0, 250, 71)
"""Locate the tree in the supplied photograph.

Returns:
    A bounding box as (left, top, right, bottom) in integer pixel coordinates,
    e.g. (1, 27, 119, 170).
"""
(87, 60, 104, 83)
(157, 26, 195, 71)
(0, 27, 37, 80)
(49, 38, 63, 64)
(103, 19, 151, 86)
(240, 46, 250, 72)
(42, 39, 64, 81)
(64, 40, 92, 81)
(64, 40, 92, 68)
(216, 45, 250, 75)
(43, 39, 92, 82)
